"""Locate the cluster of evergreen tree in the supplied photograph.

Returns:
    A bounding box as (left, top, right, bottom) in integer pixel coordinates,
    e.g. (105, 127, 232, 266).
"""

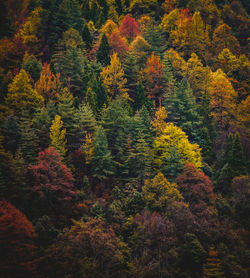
(0, 0, 249, 277)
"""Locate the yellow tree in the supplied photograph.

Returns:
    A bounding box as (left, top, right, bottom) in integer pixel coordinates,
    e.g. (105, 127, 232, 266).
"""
(160, 8, 179, 34)
(14, 7, 43, 54)
(153, 122, 203, 177)
(83, 133, 94, 165)
(151, 106, 168, 134)
(236, 96, 250, 137)
(6, 69, 44, 117)
(208, 69, 237, 130)
(164, 48, 186, 78)
(185, 53, 211, 99)
(50, 115, 67, 157)
(101, 52, 128, 98)
(100, 19, 118, 36)
(142, 172, 183, 211)
(35, 63, 61, 103)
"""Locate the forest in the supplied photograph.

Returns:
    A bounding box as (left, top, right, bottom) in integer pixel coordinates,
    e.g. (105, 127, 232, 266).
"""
(0, 0, 249, 277)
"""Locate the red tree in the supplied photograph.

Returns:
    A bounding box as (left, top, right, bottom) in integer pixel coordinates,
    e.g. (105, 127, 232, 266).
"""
(176, 163, 215, 208)
(119, 14, 139, 41)
(108, 29, 129, 57)
(29, 147, 79, 213)
(0, 200, 36, 277)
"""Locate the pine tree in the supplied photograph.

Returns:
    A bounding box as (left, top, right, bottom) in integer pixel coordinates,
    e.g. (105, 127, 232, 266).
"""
(82, 24, 92, 48)
(97, 34, 110, 66)
(20, 117, 40, 164)
(203, 247, 225, 278)
(57, 88, 78, 150)
(231, 132, 247, 177)
(2, 115, 21, 154)
(49, 115, 67, 157)
(91, 126, 114, 180)
(164, 78, 202, 143)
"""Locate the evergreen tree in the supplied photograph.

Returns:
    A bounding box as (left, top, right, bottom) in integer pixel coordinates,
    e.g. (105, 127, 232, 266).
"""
(57, 88, 78, 150)
(90, 0, 99, 24)
(33, 109, 51, 151)
(82, 24, 92, 48)
(203, 247, 225, 278)
(201, 127, 212, 163)
(134, 82, 152, 112)
(164, 78, 202, 144)
(2, 115, 21, 154)
(91, 126, 114, 181)
(97, 34, 110, 66)
(231, 132, 247, 177)
(82, 0, 90, 20)
(20, 118, 39, 164)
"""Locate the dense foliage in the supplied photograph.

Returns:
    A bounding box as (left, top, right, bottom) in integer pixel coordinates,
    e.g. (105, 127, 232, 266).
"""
(0, 0, 249, 277)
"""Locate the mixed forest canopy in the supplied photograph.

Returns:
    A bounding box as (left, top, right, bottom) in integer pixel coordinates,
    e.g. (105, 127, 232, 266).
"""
(0, 0, 249, 277)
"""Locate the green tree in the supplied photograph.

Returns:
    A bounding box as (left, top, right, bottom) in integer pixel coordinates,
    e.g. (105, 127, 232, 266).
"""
(57, 88, 78, 150)
(164, 78, 202, 144)
(82, 24, 92, 48)
(91, 126, 114, 180)
(97, 33, 110, 66)
(2, 115, 21, 154)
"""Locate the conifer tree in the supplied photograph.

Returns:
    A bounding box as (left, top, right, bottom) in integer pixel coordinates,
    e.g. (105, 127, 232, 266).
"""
(2, 115, 21, 154)
(231, 132, 247, 177)
(57, 88, 78, 150)
(203, 247, 225, 278)
(49, 115, 67, 157)
(82, 24, 92, 48)
(97, 34, 110, 66)
(91, 126, 114, 180)
(164, 78, 202, 143)
(20, 117, 40, 164)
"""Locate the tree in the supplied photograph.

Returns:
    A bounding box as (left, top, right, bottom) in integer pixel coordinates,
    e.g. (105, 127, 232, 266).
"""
(176, 163, 215, 209)
(236, 95, 250, 137)
(49, 115, 67, 157)
(101, 52, 128, 98)
(14, 7, 43, 54)
(181, 233, 206, 277)
(164, 48, 186, 79)
(212, 24, 240, 56)
(5, 69, 44, 117)
(153, 122, 203, 179)
(57, 88, 78, 150)
(208, 69, 237, 130)
(142, 172, 183, 212)
(97, 33, 110, 66)
(29, 148, 78, 214)
(160, 8, 179, 35)
(119, 14, 139, 42)
(108, 29, 129, 58)
(0, 200, 36, 278)
(151, 106, 168, 134)
(100, 19, 118, 36)
(144, 52, 166, 106)
(22, 53, 42, 82)
(82, 24, 92, 48)
(203, 247, 225, 278)
(35, 63, 61, 104)
(185, 53, 211, 99)
(42, 218, 128, 277)
(2, 115, 21, 154)
(164, 78, 202, 143)
(91, 126, 114, 181)
(130, 35, 152, 69)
